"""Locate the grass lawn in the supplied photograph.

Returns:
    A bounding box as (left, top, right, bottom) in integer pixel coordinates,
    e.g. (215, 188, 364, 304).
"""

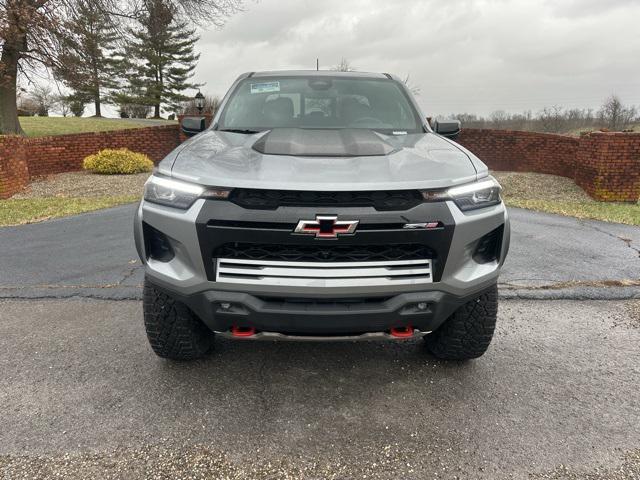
(494, 171, 640, 226)
(18, 116, 176, 137)
(0, 196, 138, 226)
(0, 171, 148, 227)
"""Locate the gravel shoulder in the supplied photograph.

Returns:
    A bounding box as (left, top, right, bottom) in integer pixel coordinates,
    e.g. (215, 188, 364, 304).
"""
(1, 172, 147, 226)
(13, 171, 149, 199)
(494, 171, 593, 203)
(494, 171, 640, 226)
(1, 297, 639, 479)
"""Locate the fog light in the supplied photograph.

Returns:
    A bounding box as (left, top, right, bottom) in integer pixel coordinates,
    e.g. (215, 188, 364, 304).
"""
(473, 225, 504, 264)
(220, 302, 231, 310)
(143, 222, 174, 262)
(417, 302, 428, 310)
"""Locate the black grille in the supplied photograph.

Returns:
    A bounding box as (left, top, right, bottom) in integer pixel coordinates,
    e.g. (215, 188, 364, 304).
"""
(258, 296, 392, 305)
(255, 296, 393, 311)
(213, 243, 435, 263)
(229, 189, 423, 211)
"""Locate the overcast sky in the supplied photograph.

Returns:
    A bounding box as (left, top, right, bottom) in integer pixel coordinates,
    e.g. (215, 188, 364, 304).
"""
(194, 0, 640, 117)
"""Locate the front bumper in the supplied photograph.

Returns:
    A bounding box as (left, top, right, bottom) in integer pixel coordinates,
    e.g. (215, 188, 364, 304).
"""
(134, 196, 510, 335)
(148, 278, 496, 335)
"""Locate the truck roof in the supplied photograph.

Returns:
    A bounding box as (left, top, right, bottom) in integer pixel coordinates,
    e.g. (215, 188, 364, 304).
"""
(247, 70, 390, 79)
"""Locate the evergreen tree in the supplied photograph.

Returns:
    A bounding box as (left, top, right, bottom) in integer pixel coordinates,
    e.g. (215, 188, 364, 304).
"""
(117, 0, 201, 118)
(53, 0, 119, 117)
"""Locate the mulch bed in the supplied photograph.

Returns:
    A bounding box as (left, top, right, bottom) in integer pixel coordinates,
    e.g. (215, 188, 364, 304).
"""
(492, 171, 592, 203)
(13, 171, 150, 199)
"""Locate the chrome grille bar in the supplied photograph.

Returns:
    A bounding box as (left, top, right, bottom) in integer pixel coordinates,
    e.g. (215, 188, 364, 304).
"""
(215, 258, 432, 287)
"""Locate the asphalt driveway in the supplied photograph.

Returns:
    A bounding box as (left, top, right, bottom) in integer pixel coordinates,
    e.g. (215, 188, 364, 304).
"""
(1, 205, 640, 479)
(0, 297, 639, 479)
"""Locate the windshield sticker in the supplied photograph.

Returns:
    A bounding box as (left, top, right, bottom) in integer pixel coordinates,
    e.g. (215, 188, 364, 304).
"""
(250, 82, 280, 94)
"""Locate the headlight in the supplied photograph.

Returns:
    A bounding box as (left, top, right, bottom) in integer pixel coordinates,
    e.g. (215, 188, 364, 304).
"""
(422, 177, 502, 211)
(144, 175, 230, 210)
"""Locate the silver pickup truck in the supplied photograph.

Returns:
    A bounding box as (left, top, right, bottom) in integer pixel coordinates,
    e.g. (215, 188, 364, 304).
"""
(134, 70, 510, 361)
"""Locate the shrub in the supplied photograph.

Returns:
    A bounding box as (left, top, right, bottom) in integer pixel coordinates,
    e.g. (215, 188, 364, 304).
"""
(83, 149, 154, 175)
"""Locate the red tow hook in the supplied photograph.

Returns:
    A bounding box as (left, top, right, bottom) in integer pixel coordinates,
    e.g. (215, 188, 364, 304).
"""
(390, 326, 414, 338)
(231, 326, 256, 338)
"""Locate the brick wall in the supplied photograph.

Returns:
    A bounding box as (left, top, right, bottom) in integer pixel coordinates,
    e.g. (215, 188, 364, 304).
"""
(1, 125, 639, 202)
(457, 129, 579, 178)
(574, 132, 640, 202)
(0, 125, 180, 199)
(458, 129, 640, 202)
(0, 136, 29, 198)
(25, 125, 180, 178)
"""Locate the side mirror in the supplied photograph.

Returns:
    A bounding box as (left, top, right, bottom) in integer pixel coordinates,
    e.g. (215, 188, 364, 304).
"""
(181, 117, 206, 136)
(433, 119, 461, 139)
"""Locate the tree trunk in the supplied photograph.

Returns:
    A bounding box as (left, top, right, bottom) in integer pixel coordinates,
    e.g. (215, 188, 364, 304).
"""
(0, 45, 24, 135)
(92, 62, 102, 117)
(154, 63, 162, 119)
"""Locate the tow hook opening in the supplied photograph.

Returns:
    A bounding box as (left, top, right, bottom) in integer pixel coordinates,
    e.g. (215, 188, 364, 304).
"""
(231, 326, 256, 337)
(390, 326, 414, 338)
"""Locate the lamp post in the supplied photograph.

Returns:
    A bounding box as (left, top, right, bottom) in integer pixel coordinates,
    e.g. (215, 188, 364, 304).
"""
(195, 91, 205, 114)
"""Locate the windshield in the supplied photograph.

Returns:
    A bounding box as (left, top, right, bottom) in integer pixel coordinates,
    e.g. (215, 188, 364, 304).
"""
(217, 76, 422, 133)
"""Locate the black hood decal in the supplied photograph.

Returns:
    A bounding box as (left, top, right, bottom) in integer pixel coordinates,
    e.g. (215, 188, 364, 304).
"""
(252, 128, 396, 157)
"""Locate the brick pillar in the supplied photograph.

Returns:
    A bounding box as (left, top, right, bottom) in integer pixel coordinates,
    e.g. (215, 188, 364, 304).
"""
(177, 114, 213, 142)
(575, 132, 640, 202)
(0, 136, 29, 199)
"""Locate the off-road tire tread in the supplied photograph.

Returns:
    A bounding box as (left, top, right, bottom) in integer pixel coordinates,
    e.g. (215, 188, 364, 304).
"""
(143, 282, 212, 360)
(425, 285, 498, 360)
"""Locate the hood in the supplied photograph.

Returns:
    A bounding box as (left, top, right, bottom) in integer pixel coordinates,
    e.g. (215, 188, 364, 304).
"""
(165, 128, 484, 191)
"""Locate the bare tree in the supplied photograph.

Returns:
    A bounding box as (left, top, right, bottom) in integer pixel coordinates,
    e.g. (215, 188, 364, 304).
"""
(29, 84, 57, 116)
(332, 57, 356, 72)
(156, 0, 243, 27)
(16, 89, 38, 116)
(0, 0, 60, 133)
(489, 110, 510, 129)
(446, 104, 623, 133)
(0, 0, 244, 134)
(598, 95, 637, 131)
(451, 113, 480, 123)
(539, 105, 565, 133)
(52, 80, 70, 116)
(507, 110, 533, 132)
(565, 108, 594, 132)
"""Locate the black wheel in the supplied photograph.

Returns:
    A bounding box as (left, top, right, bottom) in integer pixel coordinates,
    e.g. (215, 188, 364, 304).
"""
(143, 281, 213, 360)
(425, 285, 498, 360)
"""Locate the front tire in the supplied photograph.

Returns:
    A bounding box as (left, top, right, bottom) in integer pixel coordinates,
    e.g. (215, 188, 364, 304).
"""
(143, 281, 213, 360)
(425, 285, 498, 360)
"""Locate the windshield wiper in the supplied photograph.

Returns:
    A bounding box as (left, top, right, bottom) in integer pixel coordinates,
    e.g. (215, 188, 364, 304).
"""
(219, 128, 261, 134)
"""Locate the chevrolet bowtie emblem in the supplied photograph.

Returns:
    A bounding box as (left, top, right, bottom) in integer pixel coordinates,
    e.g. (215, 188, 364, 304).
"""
(294, 215, 359, 239)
